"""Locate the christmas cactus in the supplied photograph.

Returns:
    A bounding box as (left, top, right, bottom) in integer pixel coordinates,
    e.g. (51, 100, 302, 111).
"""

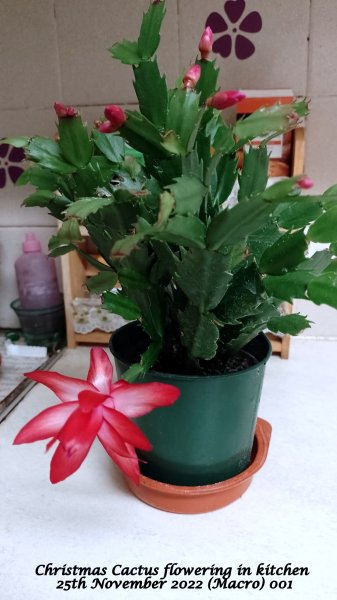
(5, 0, 337, 378)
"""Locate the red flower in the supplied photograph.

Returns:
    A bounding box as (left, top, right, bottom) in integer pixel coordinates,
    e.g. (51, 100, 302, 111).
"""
(102, 105, 127, 132)
(199, 26, 213, 60)
(206, 90, 246, 110)
(54, 102, 78, 118)
(14, 348, 180, 485)
(183, 64, 201, 89)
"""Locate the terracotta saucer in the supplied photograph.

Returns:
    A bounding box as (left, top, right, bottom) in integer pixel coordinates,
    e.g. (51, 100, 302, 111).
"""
(126, 418, 272, 514)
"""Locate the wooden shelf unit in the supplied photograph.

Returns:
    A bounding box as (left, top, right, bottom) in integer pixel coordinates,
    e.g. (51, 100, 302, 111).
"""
(60, 228, 111, 348)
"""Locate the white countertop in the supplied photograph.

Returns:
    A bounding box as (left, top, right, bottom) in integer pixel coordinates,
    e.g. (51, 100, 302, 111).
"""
(1, 339, 336, 600)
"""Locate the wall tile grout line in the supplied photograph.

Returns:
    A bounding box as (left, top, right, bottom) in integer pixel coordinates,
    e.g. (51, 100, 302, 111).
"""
(306, 0, 313, 97)
(53, 0, 64, 103)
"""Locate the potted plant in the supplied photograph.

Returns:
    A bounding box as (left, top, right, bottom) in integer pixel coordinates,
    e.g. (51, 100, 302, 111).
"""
(8, 0, 337, 512)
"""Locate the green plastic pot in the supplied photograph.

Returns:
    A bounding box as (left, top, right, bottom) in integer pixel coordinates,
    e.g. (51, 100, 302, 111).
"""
(110, 323, 272, 486)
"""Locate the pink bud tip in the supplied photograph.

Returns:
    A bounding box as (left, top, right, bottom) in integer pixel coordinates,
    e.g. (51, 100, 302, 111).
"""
(297, 176, 314, 190)
(199, 27, 213, 60)
(103, 105, 127, 131)
(99, 120, 115, 134)
(206, 90, 246, 110)
(54, 102, 78, 118)
(183, 64, 201, 89)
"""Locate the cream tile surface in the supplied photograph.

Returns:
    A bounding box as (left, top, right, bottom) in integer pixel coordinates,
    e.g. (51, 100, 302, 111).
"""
(178, 0, 310, 95)
(304, 96, 337, 193)
(0, 0, 61, 110)
(308, 0, 337, 95)
(0, 339, 336, 599)
(55, 0, 179, 105)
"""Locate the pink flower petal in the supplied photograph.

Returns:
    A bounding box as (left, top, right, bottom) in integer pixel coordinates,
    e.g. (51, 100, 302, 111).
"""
(224, 0, 246, 24)
(13, 402, 77, 445)
(78, 389, 110, 413)
(87, 347, 113, 394)
(103, 407, 152, 451)
(50, 408, 102, 483)
(235, 34, 255, 60)
(98, 419, 137, 458)
(205, 12, 228, 34)
(213, 34, 232, 58)
(98, 421, 140, 484)
(239, 11, 262, 34)
(24, 370, 97, 402)
(111, 381, 180, 418)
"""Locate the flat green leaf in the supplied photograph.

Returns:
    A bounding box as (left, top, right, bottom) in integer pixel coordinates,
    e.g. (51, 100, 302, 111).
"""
(207, 198, 272, 249)
(155, 215, 206, 248)
(274, 198, 322, 228)
(238, 146, 269, 201)
(307, 206, 337, 242)
(138, 1, 166, 59)
(214, 153, 237, 204)
(259, 230, 307, 275)
(225, 302, 279, 353)
(110, 233, 145, 258)
(264, 271, 312, 302)
(58, 116, 93, 168)
(86, 271, 118, 293)
(179, 304, 219, 359)
(248, 219, 282, 263)
(121, 111, 168, 157)
(122, 341, 162, 382)
(195, 59, 219, 105)
(216, 262, 264, 324)
(268, 314, 311, 335)
(58, 219, 82, 242)
(166, 175, 206, 215)
(92, 130, 125, 162)
(297, 250, 332, 273)
(48, 242, 75, 257)
(65, 197, 113, 220)
(234, 100, 309, 146)
(16, 166, 61, 190)
(157, 191, 175, 226)
(109, 40, 141, 65)
(133, 59, 168, 129)
(118, 268, 150, 291)
(261, 177, 298, 200)
(330, 242, 337, 255)
(26, 137, 76, 174)
(176, 248, 232, 311)
(307, 272, 337, 309)
(102, 291, 141, 320)
(2, 136, 30, 147)
(166, 89, 202, 152)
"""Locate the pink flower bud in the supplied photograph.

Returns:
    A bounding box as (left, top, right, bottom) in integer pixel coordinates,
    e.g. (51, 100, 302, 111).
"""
(206, 90, 246, 110)
(104, 105, 127, 131)
(199, 27, 213, 60)
(183, 64, 201, 89)
(297, 176, 314, 190)
(99, 121, 115, 134)
(54, 102, 78, 118)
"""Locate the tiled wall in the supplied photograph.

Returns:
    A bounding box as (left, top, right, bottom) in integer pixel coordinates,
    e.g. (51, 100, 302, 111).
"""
(1, 0, 337, 335)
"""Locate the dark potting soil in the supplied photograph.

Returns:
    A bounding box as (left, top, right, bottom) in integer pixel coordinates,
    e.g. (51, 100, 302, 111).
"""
(153, 346, 258, 377)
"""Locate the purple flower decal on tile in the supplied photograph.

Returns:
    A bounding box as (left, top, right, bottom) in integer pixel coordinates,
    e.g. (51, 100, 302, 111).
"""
(206, 0, 262, 60)
(0, 144, 25, 189)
